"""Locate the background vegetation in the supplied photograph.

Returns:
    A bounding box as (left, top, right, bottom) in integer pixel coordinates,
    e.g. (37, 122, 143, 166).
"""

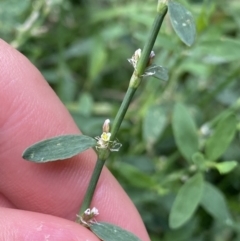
(1, 0, 240, 240)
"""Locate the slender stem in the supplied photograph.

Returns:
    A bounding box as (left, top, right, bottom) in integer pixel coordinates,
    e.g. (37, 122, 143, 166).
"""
(77, 1, 168, 221)
(76, 158, 105, 221)
(110, 86, 137, 141)
(136, 4, 168, 78)
(111, 4, 168, 139)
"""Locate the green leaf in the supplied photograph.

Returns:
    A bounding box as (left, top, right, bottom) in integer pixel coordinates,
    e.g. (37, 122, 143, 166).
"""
(214, 161, 238, 174)
(190, 38, 240, 64)
(78, 92, 94, 117)
(169, 173, 204, 229)
(90, 222, 142, 241)
(115, 162, 157, 189)
(88, 39, 107, 80)
(146, 64, 169, 81)
(172, 103, 199, 162)
(168, 1, 196, 46)
(22, 135, 97, 163)
(143, 105, 167, 145)
(205, 114, 237, 161)
(191, 152, 206, 170)
(200, 182, 233, 223)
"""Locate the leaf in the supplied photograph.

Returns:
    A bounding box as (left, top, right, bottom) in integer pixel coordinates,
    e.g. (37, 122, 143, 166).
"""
(172, 103, 199, 162)
(78, 92, 94, 117)
(115, 162, 157, 189)
(143, 105, 168, 145)
(168, 1, 196, 46)
(22, 135, 97, 163)
(200, 182, 233, 223)
(205, 114, 237, 161)
(88, 39, 107, 80)
(169, 173, 204, 229)
(214, 161, 238, 174)
(145, 64, 169, 81)
(90, 222, 142, 241)
(191, 152, 206, 170)
(189, 38, 240, 64)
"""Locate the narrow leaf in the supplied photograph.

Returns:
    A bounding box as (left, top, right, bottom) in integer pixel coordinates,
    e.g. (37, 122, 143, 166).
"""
(214, 161, 238, 174)
(143, 105, 168, 145)
(22, 135, 97, 163)
(205, 114, 237, 161)
(200, 182, 232, 223)
(168, 1, 196, 46)
(169, 173, 204, 229)
(90, 222, 142, 241)
(172, 103, 199, 162)
(116, 162, 157, 189)
(146, 64, 169, 81)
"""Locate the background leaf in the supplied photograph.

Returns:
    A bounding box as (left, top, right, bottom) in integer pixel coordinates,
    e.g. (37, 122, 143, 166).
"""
(169, 173, 204, 229)
(172, 103, 199, 162)
(205, 114, 237, 161)
(143, 104, 168, 145)
(22, 135, 96, 162)
(146, 64, 169, 81)
(213, 161, 238, 174)
(200, 182, 233, 223)
(168, 0, 196, 46)
(90, 222, 142, 241)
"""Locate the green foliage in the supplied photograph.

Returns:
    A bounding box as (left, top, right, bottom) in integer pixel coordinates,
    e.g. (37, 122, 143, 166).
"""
(200, 182, 232, 223)
(205, 114, 237, 161)
(172, 103, 199, 162)
(169, 173, 204, 229)
(90, 222, 142, 241)
(22, 135, 96, 162)
(6, 0, 240, 239)
(168, 0, 196, 46)
(143, 104, 168, 145)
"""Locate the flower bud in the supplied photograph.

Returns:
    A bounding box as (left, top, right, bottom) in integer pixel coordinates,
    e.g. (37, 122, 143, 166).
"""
(147, 50, 155, 66)
(102, 119, 110, 133)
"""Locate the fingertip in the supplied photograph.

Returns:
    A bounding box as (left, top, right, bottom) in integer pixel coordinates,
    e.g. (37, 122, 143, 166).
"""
(0, 207, 99, 241)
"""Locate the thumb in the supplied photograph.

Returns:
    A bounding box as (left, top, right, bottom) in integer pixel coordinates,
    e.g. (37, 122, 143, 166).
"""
(0, 207, 100, 241)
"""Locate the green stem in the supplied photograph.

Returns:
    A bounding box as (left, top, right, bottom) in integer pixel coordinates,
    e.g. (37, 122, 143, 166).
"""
(136, 3, 168, 77)
(76, 158, 105, 221)
(111, 4, 168, 138)
(110, 86, 137, 141)
(77, 1, 168, 221)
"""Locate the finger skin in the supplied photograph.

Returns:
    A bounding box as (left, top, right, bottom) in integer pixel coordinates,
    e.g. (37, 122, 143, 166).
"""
(0, 39, 150, 241)
(0, 207, 99, 241)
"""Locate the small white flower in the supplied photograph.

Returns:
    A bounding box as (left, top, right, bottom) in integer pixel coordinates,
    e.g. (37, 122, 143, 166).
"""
(91, 207, 99, 216)
(78, 207, 100, 227)
(128, 49, 156, 74)
(128, 48, 142, 69)
(95, 119, 122, 152)
(84, 208, 91, 215)
(101, 132, 111, 142)
(102, 119, 110, 133)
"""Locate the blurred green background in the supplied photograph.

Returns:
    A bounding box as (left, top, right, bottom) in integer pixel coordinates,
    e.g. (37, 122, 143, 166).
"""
(1, 0, 240, 240)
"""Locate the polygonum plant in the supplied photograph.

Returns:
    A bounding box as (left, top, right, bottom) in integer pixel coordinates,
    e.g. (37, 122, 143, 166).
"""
(22, 1, 196, 240)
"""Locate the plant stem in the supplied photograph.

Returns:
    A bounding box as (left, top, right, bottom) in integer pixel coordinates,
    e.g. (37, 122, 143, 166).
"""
(110, 87, 137, 141)
(111, 4, 168, 138)
(76, 158, 105, 221)
(77, 1, 168, 221)
(135, 3, 168, 78)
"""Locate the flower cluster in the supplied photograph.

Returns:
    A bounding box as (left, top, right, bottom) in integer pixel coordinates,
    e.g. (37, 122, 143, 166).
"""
(128, 48, 169, 81)
(78, 207, 99, 227)
(128, 48, 155, 70)
(95, 119, 122, 152)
